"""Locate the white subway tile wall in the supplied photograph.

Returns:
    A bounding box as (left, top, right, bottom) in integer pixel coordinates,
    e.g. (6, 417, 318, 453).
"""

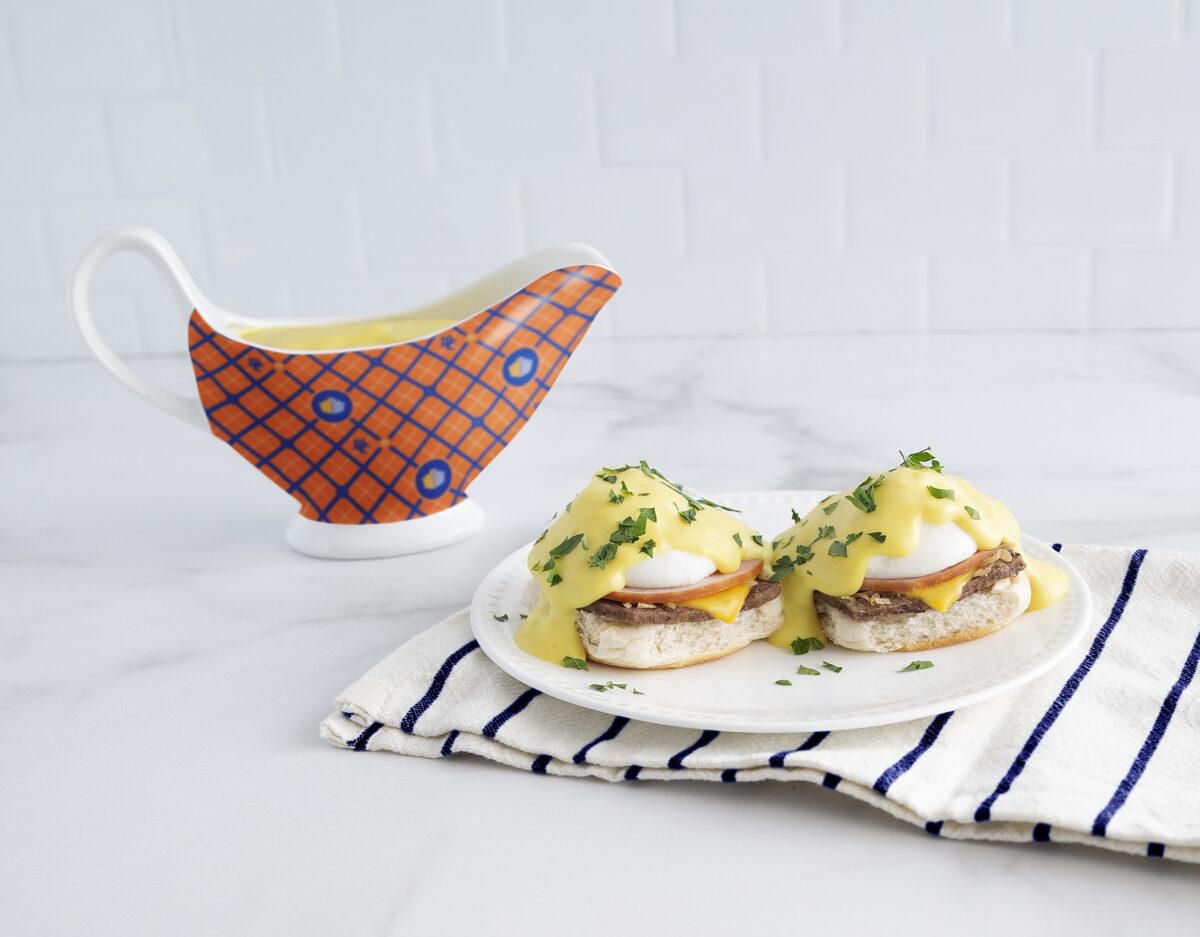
(1, 0, 1198, 360)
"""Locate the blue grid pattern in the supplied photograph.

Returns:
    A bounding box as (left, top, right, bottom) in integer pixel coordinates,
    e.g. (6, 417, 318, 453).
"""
(188, 265, 619, 524)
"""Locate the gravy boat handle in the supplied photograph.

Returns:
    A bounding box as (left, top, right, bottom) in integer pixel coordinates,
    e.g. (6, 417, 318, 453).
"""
(69, 226, 209, 431)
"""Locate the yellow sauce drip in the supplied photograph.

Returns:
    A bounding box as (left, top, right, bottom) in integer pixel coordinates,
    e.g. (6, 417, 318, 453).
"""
(769, 467, 1069, 648)
(516, 466, 769, 664)
(234, 317, 457, 351)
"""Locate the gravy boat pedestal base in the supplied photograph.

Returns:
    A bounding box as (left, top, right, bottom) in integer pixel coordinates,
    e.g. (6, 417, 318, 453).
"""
(285, 499, 485, 559)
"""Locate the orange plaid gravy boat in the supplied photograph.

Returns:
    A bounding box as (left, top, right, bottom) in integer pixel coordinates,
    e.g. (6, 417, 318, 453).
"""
(70, 228, 620, 558)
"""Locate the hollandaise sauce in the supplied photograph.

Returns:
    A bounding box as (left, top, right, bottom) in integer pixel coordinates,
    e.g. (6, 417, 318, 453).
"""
(516, 463, 769, 664)
(768, 464, 1069, 648)
(234, 316, 458, 352)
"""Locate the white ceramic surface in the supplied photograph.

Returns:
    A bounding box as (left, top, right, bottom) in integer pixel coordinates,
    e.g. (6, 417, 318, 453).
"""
(472, 491, 1091, 733)
(7, 331, 1200, 936)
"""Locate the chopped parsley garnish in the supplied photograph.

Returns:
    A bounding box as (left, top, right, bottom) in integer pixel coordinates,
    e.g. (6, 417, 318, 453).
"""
(640, 539, 656, 557)
(751, 534, 764, 546)
(611, 507, 656, 544)
(589, 680, 640, 693)
(821, 661, 843, 673)
(965, 505, 980, 520)
(900, 660, 934, 672)
(732, 532, 743, 547)
(828, 540, 848, 557)
(769, 555, 796, 582)
(845, 532, 863, 546)
(678, 505, 699, 524)
(796, 665, 821, 676)
(519, 613, 528, 619)
(546, 572, 563, 587)
(608, 488, 624, 504)
(817, 525, 835, 539)
(595, 471, 618, 483)
(775, 679, 793, 686)
(868, 531, 887, 543)
(821, 501, 839, 515)
(542, 558, 555, 571)
(588, 542, 618, 569)
(549, 533, 586, 558)
(927, 485, 955, 501)
(791, 636, 825, 655)
(562, 656, 588, 670)
(845, 473, 885, 513)
(535, 528, 548, 544)
(791, 508, 803, 523)
(492, 613, 509, 622)
(899, 447, 943, 472)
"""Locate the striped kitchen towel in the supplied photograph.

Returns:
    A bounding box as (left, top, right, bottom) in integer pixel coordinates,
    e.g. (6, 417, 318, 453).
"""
(321, 546, 1200, 863)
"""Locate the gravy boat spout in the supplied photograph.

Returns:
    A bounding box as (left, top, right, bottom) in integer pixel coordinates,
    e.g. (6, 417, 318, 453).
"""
(70, 227, 621, 558)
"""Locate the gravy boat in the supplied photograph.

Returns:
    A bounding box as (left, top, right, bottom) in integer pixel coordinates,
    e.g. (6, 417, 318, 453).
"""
(69, 227, 620, 558)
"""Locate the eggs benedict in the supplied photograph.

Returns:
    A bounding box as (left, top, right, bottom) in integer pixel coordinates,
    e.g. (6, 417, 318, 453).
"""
(516, 462, 779, 669)
(768, 449, 1069, 654)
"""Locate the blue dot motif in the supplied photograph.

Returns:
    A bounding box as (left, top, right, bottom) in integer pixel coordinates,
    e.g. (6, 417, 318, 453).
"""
(503, 348, 539, 387)
(312, 389, 352, 423)
(416, 459, 452, 499)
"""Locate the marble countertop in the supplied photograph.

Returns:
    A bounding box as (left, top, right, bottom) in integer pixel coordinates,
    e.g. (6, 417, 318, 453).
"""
(5, 330, 1200, 934)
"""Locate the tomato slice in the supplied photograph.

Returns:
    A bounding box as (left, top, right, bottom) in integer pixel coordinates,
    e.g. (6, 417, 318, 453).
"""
(605, 559, 763, 604)
(859, 549, 998, 594)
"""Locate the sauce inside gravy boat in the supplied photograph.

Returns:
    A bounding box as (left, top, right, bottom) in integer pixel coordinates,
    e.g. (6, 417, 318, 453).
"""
(70, 227, 620, 558)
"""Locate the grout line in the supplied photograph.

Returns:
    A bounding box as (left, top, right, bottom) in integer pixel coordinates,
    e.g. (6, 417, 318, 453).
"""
(586, 68, 604, 165)
(420, 76, 438, 172)
(495, 0, 512, 66)
(346, 188, 369, 274)
(1000, 157, 1013, 245)
(666, 0, 679, 59)
(1002, 0, 1016, 47)
(328, 0, 347, 75)
(831, 0, 844, 53)
(1174, 0, 1187, 41)
(1085, 50, 1101, 149)
(1164, 152, 1180, 242)
(258, 87, 279, 186)
(510, 176, 527, 253)
(917, 55, 932, 155)
(676, 167, 691, 256)
(754, 259, 769, 333)
(747, 63, 764, 163)
(917, 253, 931, 330)
(834, 160, 849, 250)
(1082, 248, 1096, 329)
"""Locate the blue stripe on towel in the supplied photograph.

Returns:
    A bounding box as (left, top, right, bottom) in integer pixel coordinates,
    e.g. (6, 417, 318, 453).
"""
(822, 772, 841, 789)
(349, 721, 383, 751)
(768, 731, 829, 768)
(440, 729, 459, 756)
(975, 549, 1147, 822)
(721, 769, 738, 782)
(482, 687, 542, 739)
(530, 754, 551, 774)
(1051, 543, 1062, 553)
(668, 729, 720, 769)
(1091, 624, 1200, 837)
(399, 638, 480, 734)
(1147, 843, 1165, 858)
(572, 716, 630, 765)
(873, 712, 954, 795)
(1033, 823, 1052, 842)
(925, 820, 943, 836)
(624, 765, 642, 781)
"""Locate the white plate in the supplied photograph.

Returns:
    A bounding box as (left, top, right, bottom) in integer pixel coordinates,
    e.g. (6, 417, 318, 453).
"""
(470, 490, 1093, 733)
